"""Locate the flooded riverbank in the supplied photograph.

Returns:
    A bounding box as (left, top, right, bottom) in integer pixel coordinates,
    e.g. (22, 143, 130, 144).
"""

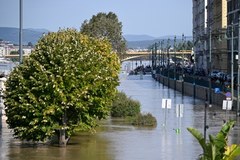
(1, 74, 240, 160)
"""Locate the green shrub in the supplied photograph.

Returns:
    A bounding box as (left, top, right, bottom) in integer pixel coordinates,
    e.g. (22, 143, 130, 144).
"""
(131, 113, 157, 127)
(110, 91, 140, 117)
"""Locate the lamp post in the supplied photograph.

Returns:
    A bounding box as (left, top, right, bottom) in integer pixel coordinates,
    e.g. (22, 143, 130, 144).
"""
(151, 45, 154, 77)
(19, 0, 23, 64)
(192, 31, 196, 98)
(167, 38, 170, 87)
(209, 27, 212, 106)
(231, 22, 234, 102)
(151, 43, 158, 78)
(237, 17, 240, 116)
(204, 89, 208, 142)
(174, 36, 177, 90)
(193, 49, 196, 98)
(155, 42, 157, 70)
(158, 41, 161, 68)
(160, 40, 164, 76)
(182, 34, 185, 94)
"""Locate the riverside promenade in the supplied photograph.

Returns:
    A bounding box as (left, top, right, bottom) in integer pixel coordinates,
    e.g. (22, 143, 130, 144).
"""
(154, 73, 229, 110)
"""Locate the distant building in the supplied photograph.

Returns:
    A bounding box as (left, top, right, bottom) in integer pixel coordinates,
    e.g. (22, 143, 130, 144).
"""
(192, 0, 208, 72)
(0, 46, 4, 56)
(0, 41, 11, 56)
(227, 0, 240, 73)
(208, 0, 227, 72)
(22, 47, 32, 55)
(0, 40, 33, 56)
(192, 0, 228, 73)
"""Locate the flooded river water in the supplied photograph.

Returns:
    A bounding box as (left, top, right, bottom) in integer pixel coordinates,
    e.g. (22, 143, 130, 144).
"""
(1, 73, 240, 160)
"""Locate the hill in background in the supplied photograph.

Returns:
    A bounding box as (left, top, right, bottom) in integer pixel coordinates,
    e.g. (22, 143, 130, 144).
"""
(124, 34, 156, 41)
(125, 34, 193, 49)
(0, 27, 192, 49)
(0, 27, 48, 45)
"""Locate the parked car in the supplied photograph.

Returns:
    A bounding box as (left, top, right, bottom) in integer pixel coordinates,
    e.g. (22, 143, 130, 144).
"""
(210, 70, 220, 79)
(226, 73, 238, 82)
(195, 68, 206, 76)
(216, 72, 226, 81)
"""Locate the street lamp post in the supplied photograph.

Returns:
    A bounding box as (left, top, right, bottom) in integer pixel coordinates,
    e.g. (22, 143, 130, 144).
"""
(151, 43, 158, 79)
(174, 36, 177, 90)
(231, 22, 234, 102)
(192, 31, 196, 98)
(151, 45, 154, 77)
(162, 40, 164, 67)
(158, 41, 161, 68)
(19, 0, 23, 64)
(154, 42, 159, 80)
(167, 38, 170, 87)
(161, 40, 164, 76)
(160, 41, 162, 69)
(237, 17, 240, 116)
(209, 27, 212, 106)
(182, 34, 185, 94)
(204, 102, 207, 142)
(193, 46, 196, 98)
(155, 42, 158, 76)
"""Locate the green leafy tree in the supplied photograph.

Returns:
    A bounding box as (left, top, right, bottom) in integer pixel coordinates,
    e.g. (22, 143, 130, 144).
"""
(28, 42, 33, 47)
(175, 40, 193, 51)
(9, 50, 25, 62)
(10, 50, 25, 55)
(186, 40, 193, 50)
(9, 50, 18, 55)
(80, 12, 126, 59)
(187, 121, 240, 160)
(4, 29, 120, 146)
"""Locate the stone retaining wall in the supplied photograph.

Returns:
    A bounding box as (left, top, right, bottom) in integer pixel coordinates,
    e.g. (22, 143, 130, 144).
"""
(156, 75, 232, 109)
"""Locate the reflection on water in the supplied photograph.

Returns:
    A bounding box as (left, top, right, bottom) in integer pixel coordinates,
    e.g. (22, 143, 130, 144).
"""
(1, 121, 113, 160)
(1, 73, 240, 160)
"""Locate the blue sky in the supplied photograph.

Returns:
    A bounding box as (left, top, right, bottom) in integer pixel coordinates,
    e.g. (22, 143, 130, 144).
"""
(0, 0, 192, 37)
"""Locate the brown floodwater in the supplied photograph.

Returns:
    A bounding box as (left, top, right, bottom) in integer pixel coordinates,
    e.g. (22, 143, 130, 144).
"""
(1, 73, 240, 160)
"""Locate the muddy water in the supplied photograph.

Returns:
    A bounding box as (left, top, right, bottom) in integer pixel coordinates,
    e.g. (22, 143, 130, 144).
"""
(1, 73, 240, 160)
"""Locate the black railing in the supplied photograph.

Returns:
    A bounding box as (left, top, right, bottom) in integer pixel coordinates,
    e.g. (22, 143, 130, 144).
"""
(158, 68, 232, 93)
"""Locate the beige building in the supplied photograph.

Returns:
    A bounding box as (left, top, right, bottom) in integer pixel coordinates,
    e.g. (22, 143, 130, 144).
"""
(192, 0, 208, 71)
(210, 0, 228, 72)
(0, 43, 11, 56)
(193, 0, 228, 73)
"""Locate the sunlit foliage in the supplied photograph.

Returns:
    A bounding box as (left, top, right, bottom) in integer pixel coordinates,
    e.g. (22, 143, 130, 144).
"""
(80, 12, 126, 58)
(4, 29, 120, 143)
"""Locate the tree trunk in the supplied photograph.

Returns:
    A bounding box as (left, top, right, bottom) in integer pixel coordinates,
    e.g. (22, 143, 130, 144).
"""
(59, 111, 69, 147)
(59, 129, 69, 147)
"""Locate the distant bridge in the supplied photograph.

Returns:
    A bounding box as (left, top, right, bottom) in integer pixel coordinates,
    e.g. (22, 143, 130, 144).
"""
(4, 54, 29, 59)
(122, 50, 192, 62)
(4, 51, 192, 63)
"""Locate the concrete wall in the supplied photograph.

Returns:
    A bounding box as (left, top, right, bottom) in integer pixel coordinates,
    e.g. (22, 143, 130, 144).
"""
(157, 75, 231, 110)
